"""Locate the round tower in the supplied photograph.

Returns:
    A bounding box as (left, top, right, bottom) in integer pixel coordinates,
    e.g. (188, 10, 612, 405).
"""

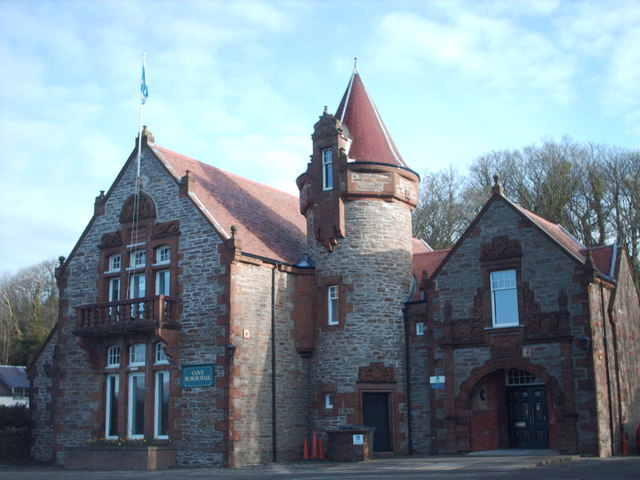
(296, 66, 419, 454)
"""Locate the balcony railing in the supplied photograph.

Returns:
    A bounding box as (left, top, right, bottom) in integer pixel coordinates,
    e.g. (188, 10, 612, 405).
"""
(74, 296, 180, 336)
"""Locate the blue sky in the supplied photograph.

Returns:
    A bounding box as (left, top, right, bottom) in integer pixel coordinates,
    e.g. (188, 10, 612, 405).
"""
(1, 0, 639, 273)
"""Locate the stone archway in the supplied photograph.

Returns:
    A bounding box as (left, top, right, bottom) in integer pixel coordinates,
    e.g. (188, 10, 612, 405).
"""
(453, 356, 565, 452)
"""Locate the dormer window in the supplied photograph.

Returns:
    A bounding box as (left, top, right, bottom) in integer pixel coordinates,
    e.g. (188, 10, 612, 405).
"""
(322, 148, 333, 191)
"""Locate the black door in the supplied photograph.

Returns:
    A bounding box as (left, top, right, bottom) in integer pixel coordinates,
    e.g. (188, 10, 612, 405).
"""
(362, 392, 391, 451)
(507, 386, 549, 448)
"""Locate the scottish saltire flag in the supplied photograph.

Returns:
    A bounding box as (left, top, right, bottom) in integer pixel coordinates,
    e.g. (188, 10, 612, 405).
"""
(141, 63, 149, 105)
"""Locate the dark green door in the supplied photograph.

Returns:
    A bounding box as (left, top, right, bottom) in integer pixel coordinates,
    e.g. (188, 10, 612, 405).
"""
(362, 392, 391, 451)
(508, 386, 549, 449)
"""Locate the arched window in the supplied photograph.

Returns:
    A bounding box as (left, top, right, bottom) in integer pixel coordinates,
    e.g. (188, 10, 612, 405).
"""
(107, 345, 120, 368)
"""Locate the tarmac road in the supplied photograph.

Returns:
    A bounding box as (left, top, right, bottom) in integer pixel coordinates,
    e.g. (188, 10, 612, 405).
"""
(0, 453, 638, 480)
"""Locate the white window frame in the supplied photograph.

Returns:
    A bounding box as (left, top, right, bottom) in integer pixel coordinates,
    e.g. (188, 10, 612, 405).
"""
(327, 285, 339, 325)
(324, 393, 334, 409)
(154, 342, 169, 364)
(129, 343, 146, 367)
(130, 272, 146, 299)
(108, 277, 120, 302)
(490, 269, 519, 327)
(155, 269, 170, 296)
(108, 254, 122, 273)
(128, 372, 145, 439)
(154, 370, 170, 439)
(130, 249, 146, 269)
(322, 148, 333, 191)
(155, 246, 171, 265)
(107, 345, 120, 368)
(105, 373, 119, 439)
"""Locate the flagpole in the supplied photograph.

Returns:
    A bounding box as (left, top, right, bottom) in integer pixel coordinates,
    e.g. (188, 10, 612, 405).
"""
(136, 52, 148, 185)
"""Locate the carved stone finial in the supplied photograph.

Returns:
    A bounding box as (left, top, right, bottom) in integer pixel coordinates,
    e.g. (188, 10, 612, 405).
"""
(230, 225, 238, 238)
(58, 256, 65, 267)
(491, 173, 504, 196)
(324, 105, 328, 115)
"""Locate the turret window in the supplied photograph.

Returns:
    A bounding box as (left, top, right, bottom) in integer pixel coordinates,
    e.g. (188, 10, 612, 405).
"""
(327, 285, 339, 325)
(322, 148, 333, 191)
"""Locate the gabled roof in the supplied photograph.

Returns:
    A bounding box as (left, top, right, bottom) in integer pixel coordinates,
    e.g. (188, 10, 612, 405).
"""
(425, 187, 618, 283)
(149, 144, 307, 265)
(335, 66, 407, 168)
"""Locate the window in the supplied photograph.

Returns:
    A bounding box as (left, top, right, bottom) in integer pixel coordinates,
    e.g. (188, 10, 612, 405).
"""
(322, 148, 333, 190)
(154, 371, 170, 439)
(155, 270, 170, 296)
(154, 342, 168, 364)
(130, 273, 146, 298)
(156, 246, 171, 265)
(108, 277, 120, 302)
(128, 372, 145, 438)
(13, 387, 29, 398)
(327, 285, 339, 325)
(129, 343, 146, 366)
(324, 393, 334, 409)
(416, 322, 425, 336)
(490, 269, 519, 327)
(105, 374, 119, 438)
(108, 254, 121, 272)
(130, 250, 146, 269)
(107, 346, 120, 368)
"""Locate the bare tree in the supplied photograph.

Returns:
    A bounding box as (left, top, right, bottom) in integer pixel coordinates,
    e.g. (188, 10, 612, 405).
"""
(0, 259, 58, 365)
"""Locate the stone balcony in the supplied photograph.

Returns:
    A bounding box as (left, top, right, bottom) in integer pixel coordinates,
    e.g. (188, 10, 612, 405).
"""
(74, 295, 181, 337)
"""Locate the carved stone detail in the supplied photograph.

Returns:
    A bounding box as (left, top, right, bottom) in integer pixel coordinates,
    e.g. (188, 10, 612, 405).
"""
(152, 220, 180, 238)
(480, 236, 522, 261)
(100, 230, 122, 247)
(358, 362, 395, 383)
(120, 192, 157, 224)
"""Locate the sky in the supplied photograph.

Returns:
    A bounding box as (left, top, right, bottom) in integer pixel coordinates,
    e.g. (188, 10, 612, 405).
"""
(1, 0, 639, 274)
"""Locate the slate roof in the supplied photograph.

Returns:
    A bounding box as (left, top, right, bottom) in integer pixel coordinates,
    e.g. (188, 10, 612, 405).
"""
(149, 144, 307, 265)
(0, 365, 28, 395)
(335, 67, 407, 167)
(510, 201, 616, 278)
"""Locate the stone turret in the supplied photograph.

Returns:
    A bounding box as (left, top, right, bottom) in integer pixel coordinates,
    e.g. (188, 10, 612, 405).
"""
(297, 66, 419, 454)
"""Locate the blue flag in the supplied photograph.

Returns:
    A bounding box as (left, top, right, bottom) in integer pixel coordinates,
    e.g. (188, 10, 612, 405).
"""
(141, 63, 149, 105)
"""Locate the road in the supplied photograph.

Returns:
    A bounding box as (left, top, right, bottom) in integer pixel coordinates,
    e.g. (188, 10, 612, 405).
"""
(0, 455, 638, 479)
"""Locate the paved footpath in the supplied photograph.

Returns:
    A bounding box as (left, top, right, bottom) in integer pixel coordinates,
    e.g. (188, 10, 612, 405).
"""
(1, 453, 638, 480)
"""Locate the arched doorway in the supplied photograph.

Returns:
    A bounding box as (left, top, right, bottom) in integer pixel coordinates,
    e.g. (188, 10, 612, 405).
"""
(467, 368, 550, 451)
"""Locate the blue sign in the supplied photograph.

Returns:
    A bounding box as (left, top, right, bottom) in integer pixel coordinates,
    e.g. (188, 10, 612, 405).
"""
(181, 364, 215, 387)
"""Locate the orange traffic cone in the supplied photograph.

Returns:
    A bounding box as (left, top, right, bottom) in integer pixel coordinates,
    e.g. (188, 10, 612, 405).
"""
(317, 435, 326, 460)
(302, 437, 310, 459)
(311, 431, 319, 459)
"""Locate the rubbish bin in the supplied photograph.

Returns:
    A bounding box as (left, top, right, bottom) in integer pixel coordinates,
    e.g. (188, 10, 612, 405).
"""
(327, 425, 375, 462)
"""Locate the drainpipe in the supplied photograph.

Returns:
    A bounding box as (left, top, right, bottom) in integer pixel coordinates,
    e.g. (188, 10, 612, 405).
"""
(600, 281, 615, 456)
(402, 305, 413, 455)
(271, 266, 277, 462)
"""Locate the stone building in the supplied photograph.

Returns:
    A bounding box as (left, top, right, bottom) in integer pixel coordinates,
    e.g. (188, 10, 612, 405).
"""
(28, 67, 640, 467)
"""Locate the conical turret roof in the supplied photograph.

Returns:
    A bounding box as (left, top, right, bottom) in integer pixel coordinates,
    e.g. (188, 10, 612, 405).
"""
(335, 65, 407, 167)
